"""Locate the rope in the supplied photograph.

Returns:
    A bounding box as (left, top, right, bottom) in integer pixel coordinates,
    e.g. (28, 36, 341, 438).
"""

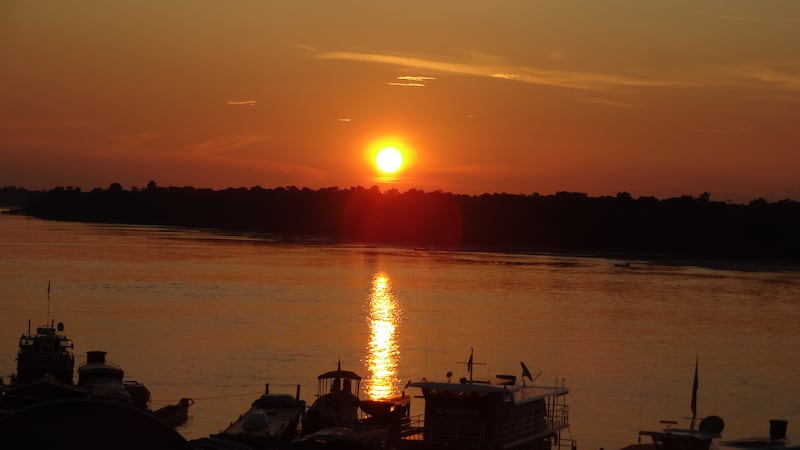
(183, 390, 264, 402)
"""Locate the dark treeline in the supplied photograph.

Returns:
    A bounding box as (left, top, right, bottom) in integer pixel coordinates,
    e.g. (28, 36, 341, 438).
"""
(4, 183, 800, 260)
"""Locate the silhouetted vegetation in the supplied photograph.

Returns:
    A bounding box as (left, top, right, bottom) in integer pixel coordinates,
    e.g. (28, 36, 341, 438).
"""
(8, 183, 800, 260)
(0, 186, 32, 207)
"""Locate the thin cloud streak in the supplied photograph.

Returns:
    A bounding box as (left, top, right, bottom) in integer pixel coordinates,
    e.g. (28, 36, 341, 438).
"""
(227, 100, 256, 106)
(742, 67, 800, 92)
(387, 82, 426, 87)
(582, 97, 643, 109)
(397, 76, 436, 81)
(186, 135, 267, 155)
(316, 50, 688, 91)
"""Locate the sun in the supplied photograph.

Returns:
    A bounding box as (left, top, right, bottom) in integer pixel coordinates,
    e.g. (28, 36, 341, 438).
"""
(376, 147, 403, 174)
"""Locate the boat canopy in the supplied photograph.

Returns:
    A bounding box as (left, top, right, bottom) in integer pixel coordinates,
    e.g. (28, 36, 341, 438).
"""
(317, 369, 361, 380)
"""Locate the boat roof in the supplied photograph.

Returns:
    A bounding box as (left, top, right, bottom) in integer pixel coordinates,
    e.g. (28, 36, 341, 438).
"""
(640, 429, 722, 440)
(317, 369, 362, 380)
(407, 380, 568, 404)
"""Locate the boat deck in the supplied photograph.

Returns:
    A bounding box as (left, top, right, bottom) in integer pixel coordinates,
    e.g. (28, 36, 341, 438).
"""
(407, 380, 569, 405)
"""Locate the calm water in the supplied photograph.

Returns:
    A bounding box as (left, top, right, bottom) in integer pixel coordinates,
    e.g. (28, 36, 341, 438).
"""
(1, 211, 799, 449)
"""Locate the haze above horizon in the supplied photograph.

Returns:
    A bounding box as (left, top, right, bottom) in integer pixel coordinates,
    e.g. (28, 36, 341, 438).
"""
(1, 1, 799, 203)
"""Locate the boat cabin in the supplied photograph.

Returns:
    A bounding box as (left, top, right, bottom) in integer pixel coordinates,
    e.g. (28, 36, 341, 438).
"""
(402, 355, 571, 450)
(15, 320, 75, 385)
(302, 362, 363, 436)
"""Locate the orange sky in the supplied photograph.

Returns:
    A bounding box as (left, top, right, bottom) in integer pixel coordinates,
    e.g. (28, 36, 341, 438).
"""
(1, 1, 799, 202)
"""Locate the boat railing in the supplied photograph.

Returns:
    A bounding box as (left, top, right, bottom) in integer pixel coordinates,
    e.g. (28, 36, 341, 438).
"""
(400, 413, 487, 446)
(548, 402, 570, 431)
(557, 437, 578, 450)
(400, 413, 425, 440)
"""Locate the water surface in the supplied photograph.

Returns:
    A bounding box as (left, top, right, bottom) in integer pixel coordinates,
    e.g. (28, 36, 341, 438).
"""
(1, 212, 798, 449)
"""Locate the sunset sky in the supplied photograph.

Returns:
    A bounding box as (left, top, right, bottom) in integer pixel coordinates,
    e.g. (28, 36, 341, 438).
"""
(2, 1, 799, 202)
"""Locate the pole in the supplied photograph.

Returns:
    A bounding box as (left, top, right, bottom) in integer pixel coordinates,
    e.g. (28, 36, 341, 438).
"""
(46, 280, 51, 326)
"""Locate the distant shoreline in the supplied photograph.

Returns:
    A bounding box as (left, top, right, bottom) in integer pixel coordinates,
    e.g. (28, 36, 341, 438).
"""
(3, 185, 800, 262)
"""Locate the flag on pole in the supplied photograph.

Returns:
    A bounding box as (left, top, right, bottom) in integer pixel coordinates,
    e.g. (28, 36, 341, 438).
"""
(467, 349, 473, 374)
(47, 280, 51, 300)
(691, 356, 699, 418)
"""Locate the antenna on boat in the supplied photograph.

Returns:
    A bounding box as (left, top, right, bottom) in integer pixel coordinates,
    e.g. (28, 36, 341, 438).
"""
(690, 355, 699, 431)
(458, 348, 485, 382)
(468, 348, 473, 381)
(46, 280, 51, 327)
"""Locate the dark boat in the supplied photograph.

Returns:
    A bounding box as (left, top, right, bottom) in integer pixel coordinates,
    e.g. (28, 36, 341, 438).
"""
(627, 417, 725, 450)
(401, 349, 573, 450)
(291, 425, 387, 450)
(1, 318, 83, 417)
(0, 398, 194, 450)
(76, 350, 192, 426)
(153, 397, 195, 428)
(14, 319, 75, 385)
(621, 358, 725, 450)
(721, 420, 799, 450)
(212, 384, 305, 447)
(0, 373, 89, 417)
(302, 361, 363, 436)
(4, 310, 192, 427)
(358, 394, 412, 446)
(78, 350, 141, 406)
(290, 361, 413, 449)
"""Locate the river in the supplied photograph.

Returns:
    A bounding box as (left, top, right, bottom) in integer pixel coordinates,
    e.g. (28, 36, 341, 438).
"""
(1, 211, 798, 449)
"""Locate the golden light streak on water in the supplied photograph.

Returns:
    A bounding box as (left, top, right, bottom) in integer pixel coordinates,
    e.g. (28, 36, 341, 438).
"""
(364, 272, 401, 400)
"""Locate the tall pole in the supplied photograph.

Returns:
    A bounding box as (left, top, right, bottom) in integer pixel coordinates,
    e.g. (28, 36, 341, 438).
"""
(46, 280, 51, 326)
(690, 356, 698, 431)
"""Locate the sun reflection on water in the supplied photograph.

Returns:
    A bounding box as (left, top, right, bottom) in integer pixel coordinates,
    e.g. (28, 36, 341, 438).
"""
(364, 271, 402, 400)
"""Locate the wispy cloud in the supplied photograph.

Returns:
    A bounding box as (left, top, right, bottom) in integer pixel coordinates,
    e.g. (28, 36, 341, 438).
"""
(316, 50, 686, 92)
(549, 49, 570, 61)
(338, 118, 351, 122)
(187, 135, 267, 155)
(387, 82, 426, 87)
(718, 14, 799, 28)
(387, 75, 435, 87)
(742, 67, 800, 92)
(582, 97, 643, 109)
(227, 100, 256, 106)
(397, 76, 436, 82)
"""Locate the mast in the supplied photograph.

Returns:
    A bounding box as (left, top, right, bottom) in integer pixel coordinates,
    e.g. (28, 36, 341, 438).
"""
(690, 356, 699, 431)
(458, 348, 485, 382)
(46, 280, 51, 327)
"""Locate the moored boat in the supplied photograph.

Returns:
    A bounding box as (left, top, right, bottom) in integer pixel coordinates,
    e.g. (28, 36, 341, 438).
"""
(153, 397, 195, 428)
(302, 361, 363, 436)
(78, 350, 139, 405)
(291, 425, 387, 450)
(621, 358, 724, 450)
(14, 319, 75, 385)
(721, 420, 799, 450)
(625, 417, 725, 450)
(400, 349, 573, 450)
(212, 384, 305, 448)
(76, 350, 192, 426)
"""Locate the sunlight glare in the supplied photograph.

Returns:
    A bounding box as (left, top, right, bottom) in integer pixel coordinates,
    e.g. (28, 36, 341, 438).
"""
(376, 147, 403, 174)
(365, 272, 402, 400)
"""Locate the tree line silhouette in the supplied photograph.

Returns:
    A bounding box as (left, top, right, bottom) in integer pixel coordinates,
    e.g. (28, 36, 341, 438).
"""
(2, 183, 799, 260)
